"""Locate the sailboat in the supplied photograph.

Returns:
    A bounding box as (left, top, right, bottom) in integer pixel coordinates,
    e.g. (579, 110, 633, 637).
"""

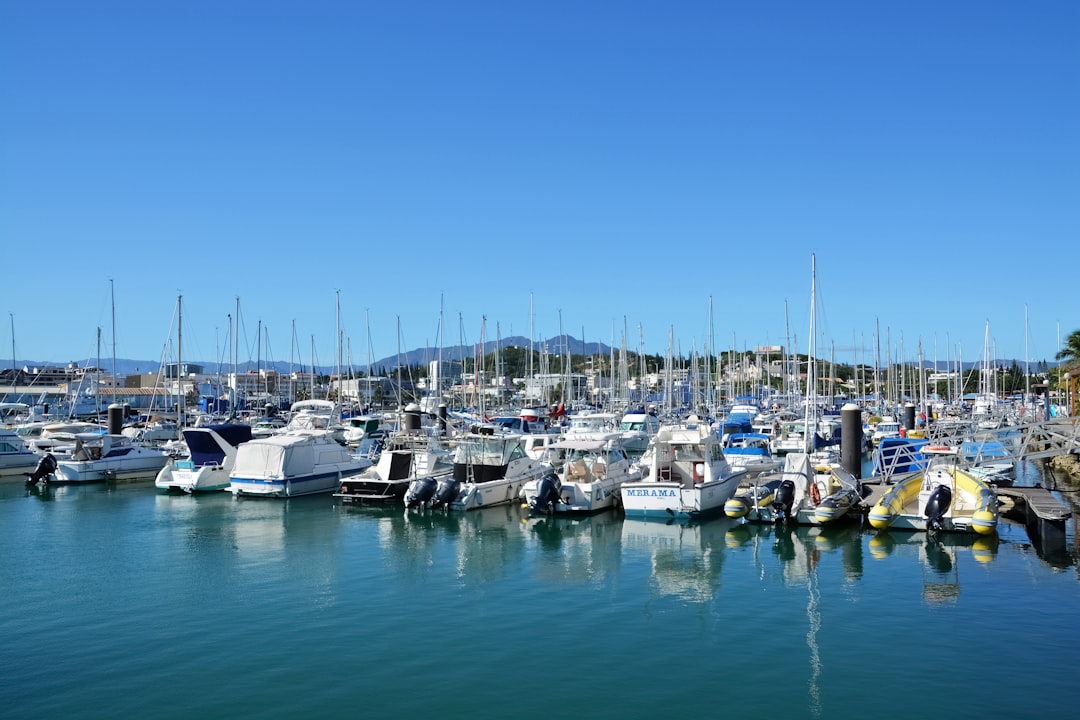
(731, 256, 863, 525)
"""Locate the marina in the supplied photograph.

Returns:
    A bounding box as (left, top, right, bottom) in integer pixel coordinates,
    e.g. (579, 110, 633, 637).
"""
(2, 452, 1080, 719)
(4, 2, 1077, 716)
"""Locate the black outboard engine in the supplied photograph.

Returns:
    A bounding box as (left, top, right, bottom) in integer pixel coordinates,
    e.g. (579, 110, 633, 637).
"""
(529, 472, 562, 515)
(404, 476, 438, 508)
(769, 479, 796, 523)
(924, 484, 953, 532)
(429, 477, 461, 510)
(26, 453, 57, 485)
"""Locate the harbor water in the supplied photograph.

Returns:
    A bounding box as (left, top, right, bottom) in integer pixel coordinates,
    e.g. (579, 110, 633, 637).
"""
(3, 459, 1079, 720)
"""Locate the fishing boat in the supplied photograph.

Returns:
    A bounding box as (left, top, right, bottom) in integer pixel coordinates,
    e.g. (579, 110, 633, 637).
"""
(521, 435, 641, 515)
(406, 430, 551, 511)
(0, 429, 42, 480)
(155, 423, 253, 493)
(735, 452, 864, 525)
(229, 431, 372, 498)
(50, 433, 170, 483)
(868, 445, 998, 535)
(618, 416, 747, 520)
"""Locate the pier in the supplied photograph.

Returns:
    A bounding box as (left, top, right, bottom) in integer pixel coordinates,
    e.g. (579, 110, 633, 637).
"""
(996, 485, 1075, 555)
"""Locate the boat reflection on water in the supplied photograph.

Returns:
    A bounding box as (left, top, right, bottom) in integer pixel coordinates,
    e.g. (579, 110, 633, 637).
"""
(868, 530, 999, 563)
(724, 521, 865, 584)
(520, 511, 623, 583)
(620, 518, 734, 603)
(868, 530, 999, 605)
(398, 504, 528, 581)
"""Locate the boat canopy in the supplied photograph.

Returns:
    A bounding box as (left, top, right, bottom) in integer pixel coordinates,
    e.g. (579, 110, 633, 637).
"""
(233, 435, 317, 479)
(184, 424, 252, 466)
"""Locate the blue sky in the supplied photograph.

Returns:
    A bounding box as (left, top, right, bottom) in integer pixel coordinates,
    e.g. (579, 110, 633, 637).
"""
(2, 1, 1076, 371)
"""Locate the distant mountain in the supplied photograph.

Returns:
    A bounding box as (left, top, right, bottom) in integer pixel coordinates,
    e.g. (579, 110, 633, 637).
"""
(364, 335, 617, 373)
(10, 335, 620, 379)
(12, 347, 1053, 379)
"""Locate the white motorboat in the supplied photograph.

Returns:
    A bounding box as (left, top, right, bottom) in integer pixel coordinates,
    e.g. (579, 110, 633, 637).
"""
(282, 399, 347, 444)
(870, 417, 902, 446)
(51, 433, 170, 483)
(408, 431, 551, 511)
(618, 408, 660, 458)
(619, 416, 748, 521)
(564, 411, 620, 438)
(155, 423, 254, 493)
(722, 432, 781, 477)
(249, 415, 287, 438)
(229, 431, 372, 498)
(521, 435, 641, 515)
(0, 429, 42, 480)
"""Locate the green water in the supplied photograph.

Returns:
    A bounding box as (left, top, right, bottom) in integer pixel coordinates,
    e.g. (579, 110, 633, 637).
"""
(2, 475, 1079, 720)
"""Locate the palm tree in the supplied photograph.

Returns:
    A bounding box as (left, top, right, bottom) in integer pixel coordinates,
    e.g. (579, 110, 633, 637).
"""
(1056, 329, 1080, 364)
(1057, 329, 1080, 416)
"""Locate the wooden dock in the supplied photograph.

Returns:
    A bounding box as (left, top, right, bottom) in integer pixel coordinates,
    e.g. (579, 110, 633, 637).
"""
(996, 486, 1073, 523)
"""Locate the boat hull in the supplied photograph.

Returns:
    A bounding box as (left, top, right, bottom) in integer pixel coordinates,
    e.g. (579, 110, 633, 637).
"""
(620, 474, 743, 520)
(868, 464, 998, 535)
(52, 455, 169, 483)
(230, 468, 362, 498)
(449, 470, 548, 511)
(155, 464, 231, 493)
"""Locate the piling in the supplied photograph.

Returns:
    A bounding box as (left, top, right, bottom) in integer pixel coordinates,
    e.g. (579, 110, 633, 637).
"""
(903, 403, 916, 431)
(107, 404, 124, 435)
(438, 404, 448, 436)
(404, 403, 422, 433)
(841, 403, 862, 479)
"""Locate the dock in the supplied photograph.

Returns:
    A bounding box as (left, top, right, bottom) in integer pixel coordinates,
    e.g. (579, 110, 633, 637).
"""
(996, 486, 1074, 553)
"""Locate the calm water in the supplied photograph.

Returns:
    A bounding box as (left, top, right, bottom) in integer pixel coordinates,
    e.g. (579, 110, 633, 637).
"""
(3, 460, 1080, 720)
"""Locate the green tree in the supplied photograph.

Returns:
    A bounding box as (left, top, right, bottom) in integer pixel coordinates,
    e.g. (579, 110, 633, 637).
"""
(1056, 329, 1080, 364)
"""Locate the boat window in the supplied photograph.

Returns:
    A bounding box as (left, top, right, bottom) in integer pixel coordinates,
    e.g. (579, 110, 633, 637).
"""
(674, 446, 703, 462)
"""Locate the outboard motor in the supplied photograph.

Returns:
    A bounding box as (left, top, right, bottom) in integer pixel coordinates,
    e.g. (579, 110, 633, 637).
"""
(770, 479, 797, 523)
(404, 476, 438, 508)
(530, 472, 563, 515)
(924, 484, 953, 532)
(429, 477, 461, 510)
(26, 453, 57, 485)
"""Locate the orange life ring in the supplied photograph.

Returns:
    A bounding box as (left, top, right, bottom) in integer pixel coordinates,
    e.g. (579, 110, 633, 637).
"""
(809, 482, 822, 505)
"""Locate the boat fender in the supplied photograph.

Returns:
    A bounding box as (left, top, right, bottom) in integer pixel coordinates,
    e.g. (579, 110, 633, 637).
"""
(809, 482, 821, 506)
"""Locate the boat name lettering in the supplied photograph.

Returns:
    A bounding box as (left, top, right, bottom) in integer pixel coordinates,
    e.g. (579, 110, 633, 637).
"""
(624, 488, 677, 498)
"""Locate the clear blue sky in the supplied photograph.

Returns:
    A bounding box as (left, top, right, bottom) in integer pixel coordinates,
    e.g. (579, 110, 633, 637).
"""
(2, 1, 1076, 371)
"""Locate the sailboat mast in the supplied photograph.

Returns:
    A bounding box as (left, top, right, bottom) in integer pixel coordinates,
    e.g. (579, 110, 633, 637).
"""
(803, 254, 817, 452)
(110, 279, 117, 395)
(9, 313, 14, 396)
(96, 326, 102, 418)
(178, 294, 184, 430)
